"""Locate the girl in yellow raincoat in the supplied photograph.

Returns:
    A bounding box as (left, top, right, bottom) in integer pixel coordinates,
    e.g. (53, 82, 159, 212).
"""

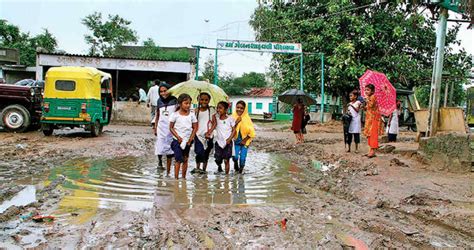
(232, 100, 256, 174)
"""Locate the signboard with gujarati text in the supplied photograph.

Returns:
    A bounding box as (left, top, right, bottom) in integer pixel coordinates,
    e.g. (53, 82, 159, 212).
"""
(216, 39, 302, 54)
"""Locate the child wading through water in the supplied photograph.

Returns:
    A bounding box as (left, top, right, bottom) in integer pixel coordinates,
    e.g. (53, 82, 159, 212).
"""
(347, 90, 362, 153)
(232, 100, 256, 174)
(193, 92, 215, 174)
(154, 82, 176, 175)
(209, 101, 235, 174)
(363, 84, 384, 158)
(169, 94, 198, 179)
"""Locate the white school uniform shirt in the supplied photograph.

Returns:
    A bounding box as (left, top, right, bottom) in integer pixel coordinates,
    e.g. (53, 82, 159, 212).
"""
(147, 85, 160, 106)
(387, 109, 400, 135)
(215, 115, 235, 149)
(169, 111, 197, 149)
(195, 108, 216, 146)
(348, 100, 362, 134)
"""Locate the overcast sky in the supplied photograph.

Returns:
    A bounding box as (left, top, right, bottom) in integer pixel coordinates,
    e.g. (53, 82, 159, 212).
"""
(1, 0, 472, 77)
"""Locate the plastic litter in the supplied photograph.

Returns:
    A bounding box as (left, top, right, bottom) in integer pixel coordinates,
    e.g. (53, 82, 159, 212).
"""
(275, 218, 288, 231)
(32, 215, 55, 222)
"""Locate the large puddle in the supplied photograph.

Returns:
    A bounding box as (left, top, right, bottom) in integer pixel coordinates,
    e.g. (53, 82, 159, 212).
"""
(38, 152, 302, 223)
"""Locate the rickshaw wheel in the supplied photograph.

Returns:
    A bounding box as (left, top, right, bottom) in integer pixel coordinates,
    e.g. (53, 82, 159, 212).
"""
(91, 120, 101, 137)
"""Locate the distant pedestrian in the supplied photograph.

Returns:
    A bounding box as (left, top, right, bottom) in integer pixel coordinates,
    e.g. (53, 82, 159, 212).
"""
(137, 86, 147, 104)
(387, 101, 401, 142)
(209, 101, 236, 175)
(147, 80, 160, 127)
(301, 108, 310, 135)
(291, 98, 305, 144)
(193, 92, 215, 174)
(232, 100, 256, 174)
(169, 94, 198, 179)
(347, 90, 362, 153)
(363, 84, 384, 158)
(154, 82, 177, 174)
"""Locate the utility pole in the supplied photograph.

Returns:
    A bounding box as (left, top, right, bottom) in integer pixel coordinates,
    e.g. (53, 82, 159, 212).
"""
(428, 7, 448, 137)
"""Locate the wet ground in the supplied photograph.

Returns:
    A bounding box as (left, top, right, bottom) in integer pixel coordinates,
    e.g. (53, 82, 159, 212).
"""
(0, 123, 473, 248)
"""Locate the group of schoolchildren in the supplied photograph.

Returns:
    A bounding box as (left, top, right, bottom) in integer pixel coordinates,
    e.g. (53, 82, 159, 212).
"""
(152, 82, 256, 179)
(344, 84, 400, 157)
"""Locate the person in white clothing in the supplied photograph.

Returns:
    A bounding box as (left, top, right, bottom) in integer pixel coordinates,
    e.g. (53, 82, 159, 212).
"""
(137, 86, 147, 103)
(169, 93, 198, 179)
(147, 80, 160, 127)
(347, 90, 362, 153)
(209, 101, 236, 174)
(193, 92, 215, 174)
(153, 82, 177, 175)
(387, 101, 401, 142)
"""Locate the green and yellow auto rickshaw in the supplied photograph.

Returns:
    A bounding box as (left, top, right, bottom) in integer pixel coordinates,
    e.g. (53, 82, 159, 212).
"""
(41, 66, 113, 137)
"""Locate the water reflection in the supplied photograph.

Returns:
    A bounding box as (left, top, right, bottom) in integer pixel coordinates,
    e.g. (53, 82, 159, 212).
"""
(0, 185, 36, 213)
(47, 152, 300, 222)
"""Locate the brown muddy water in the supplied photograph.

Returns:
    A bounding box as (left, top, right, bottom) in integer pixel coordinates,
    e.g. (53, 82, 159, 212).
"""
(0, 152, 302, 247)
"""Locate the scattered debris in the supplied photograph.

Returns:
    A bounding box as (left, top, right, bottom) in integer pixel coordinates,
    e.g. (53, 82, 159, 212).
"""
(390, 158, 409, 168)
(32, 215, 55, 222)
(379, 145, 396, 154)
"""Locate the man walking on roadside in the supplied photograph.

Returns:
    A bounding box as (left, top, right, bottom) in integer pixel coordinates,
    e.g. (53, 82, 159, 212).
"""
(147, 79, 160, 127)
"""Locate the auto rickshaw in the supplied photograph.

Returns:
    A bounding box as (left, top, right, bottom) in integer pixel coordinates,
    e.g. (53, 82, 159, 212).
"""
(41, 66, 113, 137)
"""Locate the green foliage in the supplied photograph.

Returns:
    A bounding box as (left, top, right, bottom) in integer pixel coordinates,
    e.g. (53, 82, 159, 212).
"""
(250, 1, 471, 106)
(82, 12, 138, 56)
(0, 20, 57, 66)
(416, 49, 472, 107)
(198, 57, 269, 95)
(198, 56, 219, 84)
(136, 38, 192, 61)
(221, 72, 268, 95)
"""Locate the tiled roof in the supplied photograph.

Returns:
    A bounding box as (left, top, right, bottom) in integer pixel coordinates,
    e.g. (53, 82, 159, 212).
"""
(246, 87, 274, 97)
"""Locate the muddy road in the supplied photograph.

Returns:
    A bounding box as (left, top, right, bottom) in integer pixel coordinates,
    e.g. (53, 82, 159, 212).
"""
(0, 123, 472, 248)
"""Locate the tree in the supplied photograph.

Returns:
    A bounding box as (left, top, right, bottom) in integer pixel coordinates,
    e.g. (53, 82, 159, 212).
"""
(0, 20, 57, 66)
(220, 72, 269, 95)
(136, 38, 192, 61)
(198, 56, 219, 84)
(82, 12, 138, 56)
(198, 57, 270, 95)
(250, 1, 472, 106)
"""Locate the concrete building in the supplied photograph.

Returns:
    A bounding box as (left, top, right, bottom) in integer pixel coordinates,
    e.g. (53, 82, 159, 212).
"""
(1, 65, 36, 84)
(36, 51, 195, 100)
(0, 48, 19, 65)
(229, 88, 274, 115)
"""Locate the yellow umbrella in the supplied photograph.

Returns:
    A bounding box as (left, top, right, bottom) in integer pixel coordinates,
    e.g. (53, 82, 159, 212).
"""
(168, 80, 228, 107)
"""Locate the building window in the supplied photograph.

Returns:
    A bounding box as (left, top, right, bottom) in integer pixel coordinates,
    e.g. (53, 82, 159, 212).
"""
(256, 102, 263, 109)
(55, 80, 76, 91)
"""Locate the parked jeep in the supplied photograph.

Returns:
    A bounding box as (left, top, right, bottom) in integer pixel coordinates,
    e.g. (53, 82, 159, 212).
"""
(0, 80, 43, 132)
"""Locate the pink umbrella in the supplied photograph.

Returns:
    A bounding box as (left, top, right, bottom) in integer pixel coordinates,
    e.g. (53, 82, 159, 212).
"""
(359, 70, 397, 116)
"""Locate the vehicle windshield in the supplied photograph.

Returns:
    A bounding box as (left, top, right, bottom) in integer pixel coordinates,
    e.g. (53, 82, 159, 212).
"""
(14, 79, 35, 86)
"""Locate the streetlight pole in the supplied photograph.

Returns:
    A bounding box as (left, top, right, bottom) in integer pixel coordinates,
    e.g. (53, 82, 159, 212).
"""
(428, 7, 448, 137)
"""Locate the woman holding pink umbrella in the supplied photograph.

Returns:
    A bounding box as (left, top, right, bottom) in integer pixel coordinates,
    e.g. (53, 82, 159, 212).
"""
(359, 69, 397, 158)
(363, 84, 384, 158)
